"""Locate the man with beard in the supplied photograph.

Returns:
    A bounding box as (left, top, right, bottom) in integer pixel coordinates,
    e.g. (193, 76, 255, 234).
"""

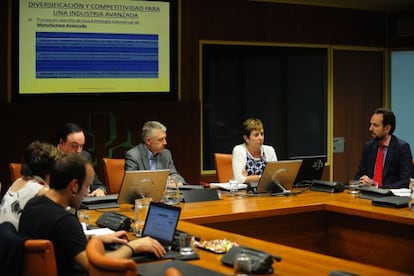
(355, 108, 413, 188)
(19, 153, 165, 276)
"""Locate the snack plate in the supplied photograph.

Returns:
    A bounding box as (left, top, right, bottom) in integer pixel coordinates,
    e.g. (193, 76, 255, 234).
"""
(194, 239, 238, 254)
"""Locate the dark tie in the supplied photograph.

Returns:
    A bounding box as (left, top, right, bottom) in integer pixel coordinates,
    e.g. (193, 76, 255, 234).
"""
(373, 144, 384, 187)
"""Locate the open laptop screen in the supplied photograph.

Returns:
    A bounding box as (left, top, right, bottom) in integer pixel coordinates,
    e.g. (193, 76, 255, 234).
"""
(141, 202, 181, 246)
(290, 155, 326, 186)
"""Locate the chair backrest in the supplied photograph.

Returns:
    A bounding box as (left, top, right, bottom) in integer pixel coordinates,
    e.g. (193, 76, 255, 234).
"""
(9, 163, 22, 182)
(86, 238, 137, 276)
(102, 158, 125, 194)
(214, 153, 233, 183)
(165, 267, 182, 276)
(23, 239, 57, 276)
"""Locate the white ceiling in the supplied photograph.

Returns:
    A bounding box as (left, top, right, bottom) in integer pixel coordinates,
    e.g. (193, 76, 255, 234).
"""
(249, 0, 414, 12)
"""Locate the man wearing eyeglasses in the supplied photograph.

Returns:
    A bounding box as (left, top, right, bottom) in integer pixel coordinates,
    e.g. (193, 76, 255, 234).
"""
(57, 123, 107, 196)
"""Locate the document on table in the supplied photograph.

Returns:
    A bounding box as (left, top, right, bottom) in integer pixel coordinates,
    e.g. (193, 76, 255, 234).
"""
(210, 183, 248, 190)
(390, 188, 411, 197)
(84, 227, 114, 236)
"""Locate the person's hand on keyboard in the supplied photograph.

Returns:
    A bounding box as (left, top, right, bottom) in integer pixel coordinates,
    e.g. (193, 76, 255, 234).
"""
(130, 236, 166, 258)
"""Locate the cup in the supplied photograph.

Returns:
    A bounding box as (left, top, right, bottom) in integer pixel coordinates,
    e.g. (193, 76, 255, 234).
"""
(234, 253, 252, 275)
(179, 233, 194, 255)
(133, 197, 152, 236)
(229, 179, 239, 193)
(77, 209, 90, 231)
(348, 180, 360, 195)
(409, 178, 414, 211)
(163, 175, 180, 205)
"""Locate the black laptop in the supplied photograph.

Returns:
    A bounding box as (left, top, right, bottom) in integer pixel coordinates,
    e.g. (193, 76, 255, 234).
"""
(290, 155, 326, 187)
(132, 202, 185, 262)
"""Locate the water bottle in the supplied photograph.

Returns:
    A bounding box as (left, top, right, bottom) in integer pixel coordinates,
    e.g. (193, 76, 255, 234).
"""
(409, 178, 414, 211)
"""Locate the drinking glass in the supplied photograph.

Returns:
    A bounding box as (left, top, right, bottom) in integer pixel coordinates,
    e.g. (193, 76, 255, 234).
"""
(77, 209, 90, 231)
(234, 253, 252, 275)
(409, 178, 414, 211)
(348, 180, 360, 195)
(163, 175, 180, 205)
(228, 179, 239, 193)
(133, 198, 152, 236)
(179, 233, 195, 255)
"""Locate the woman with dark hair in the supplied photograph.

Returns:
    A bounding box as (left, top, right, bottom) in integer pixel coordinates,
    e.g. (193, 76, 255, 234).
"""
(232, 118, 278, 184)
(0, 141, 61, 229)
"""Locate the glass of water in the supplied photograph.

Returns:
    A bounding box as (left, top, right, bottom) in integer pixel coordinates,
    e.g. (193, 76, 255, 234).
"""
(133, 197, 151, 236)
(348, 180, 360, 195)
(229, 179, 239, 193)
(163, 175, 180, 205)
(234, 253, 252, 275)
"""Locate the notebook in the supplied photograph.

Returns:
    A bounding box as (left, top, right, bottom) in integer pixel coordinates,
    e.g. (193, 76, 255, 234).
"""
(132, 202, 183, 262)
(80, 169, 170, 209)
(254, 160, 303, 194)
(117, 169, 170, 203)
(290, 155, 326, 187)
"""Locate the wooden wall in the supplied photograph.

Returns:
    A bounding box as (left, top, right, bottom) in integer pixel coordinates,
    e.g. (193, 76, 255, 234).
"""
(1, 0, 411, 195)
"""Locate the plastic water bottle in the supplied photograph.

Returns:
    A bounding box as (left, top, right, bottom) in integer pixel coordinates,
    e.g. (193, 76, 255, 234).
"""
(409, 178, 414, 211)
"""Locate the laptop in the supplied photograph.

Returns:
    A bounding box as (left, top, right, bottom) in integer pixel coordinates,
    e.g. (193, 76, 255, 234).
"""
(252, 160, 303, 195)
(132, 201, 183, 262)
(80, 169, 170, 209)
(80, 193, 119, 209)
(117, 169, 170, 203)
(290, 155, 326, 187)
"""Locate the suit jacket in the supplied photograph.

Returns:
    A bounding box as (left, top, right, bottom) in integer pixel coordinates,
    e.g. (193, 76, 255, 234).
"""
(124, 143, 186, 183)
(80, 150, 107, 193)
(355, 135, 413, 188)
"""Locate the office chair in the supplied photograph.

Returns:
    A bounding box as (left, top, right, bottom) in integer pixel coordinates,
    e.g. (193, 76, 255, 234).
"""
(165, 267, 182, 276)
(9, 163, 22, 182)
(102, 158, 125, 194)
(0, 222, 57, 276)
(86, 238, 137, 276)
(23, 239, 57, 276)
(214, 153, 233, 183)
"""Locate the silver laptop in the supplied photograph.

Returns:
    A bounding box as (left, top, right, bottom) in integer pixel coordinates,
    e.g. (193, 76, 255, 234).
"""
(81, 169, 170, 209)
(254, 160, 303, 194)
(117, 169, 170, 203)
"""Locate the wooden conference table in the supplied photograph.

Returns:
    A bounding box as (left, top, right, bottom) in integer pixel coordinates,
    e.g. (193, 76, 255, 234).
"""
(89, 189, 414, 275)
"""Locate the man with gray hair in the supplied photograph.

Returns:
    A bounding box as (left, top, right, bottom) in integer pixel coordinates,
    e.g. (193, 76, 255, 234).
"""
(124, 121, 186, 184)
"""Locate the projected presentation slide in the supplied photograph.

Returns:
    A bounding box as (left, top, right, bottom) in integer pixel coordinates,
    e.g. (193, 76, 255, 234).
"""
(19, 0, 171, 94)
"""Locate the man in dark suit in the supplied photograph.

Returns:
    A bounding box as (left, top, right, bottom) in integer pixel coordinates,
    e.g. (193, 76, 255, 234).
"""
(124, 121, 186, 184)
(355, 108, 413, 188)
(57, 123, 107, 196)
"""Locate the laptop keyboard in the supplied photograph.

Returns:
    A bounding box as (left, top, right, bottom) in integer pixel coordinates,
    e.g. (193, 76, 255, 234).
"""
(130, 229, 191, 263)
